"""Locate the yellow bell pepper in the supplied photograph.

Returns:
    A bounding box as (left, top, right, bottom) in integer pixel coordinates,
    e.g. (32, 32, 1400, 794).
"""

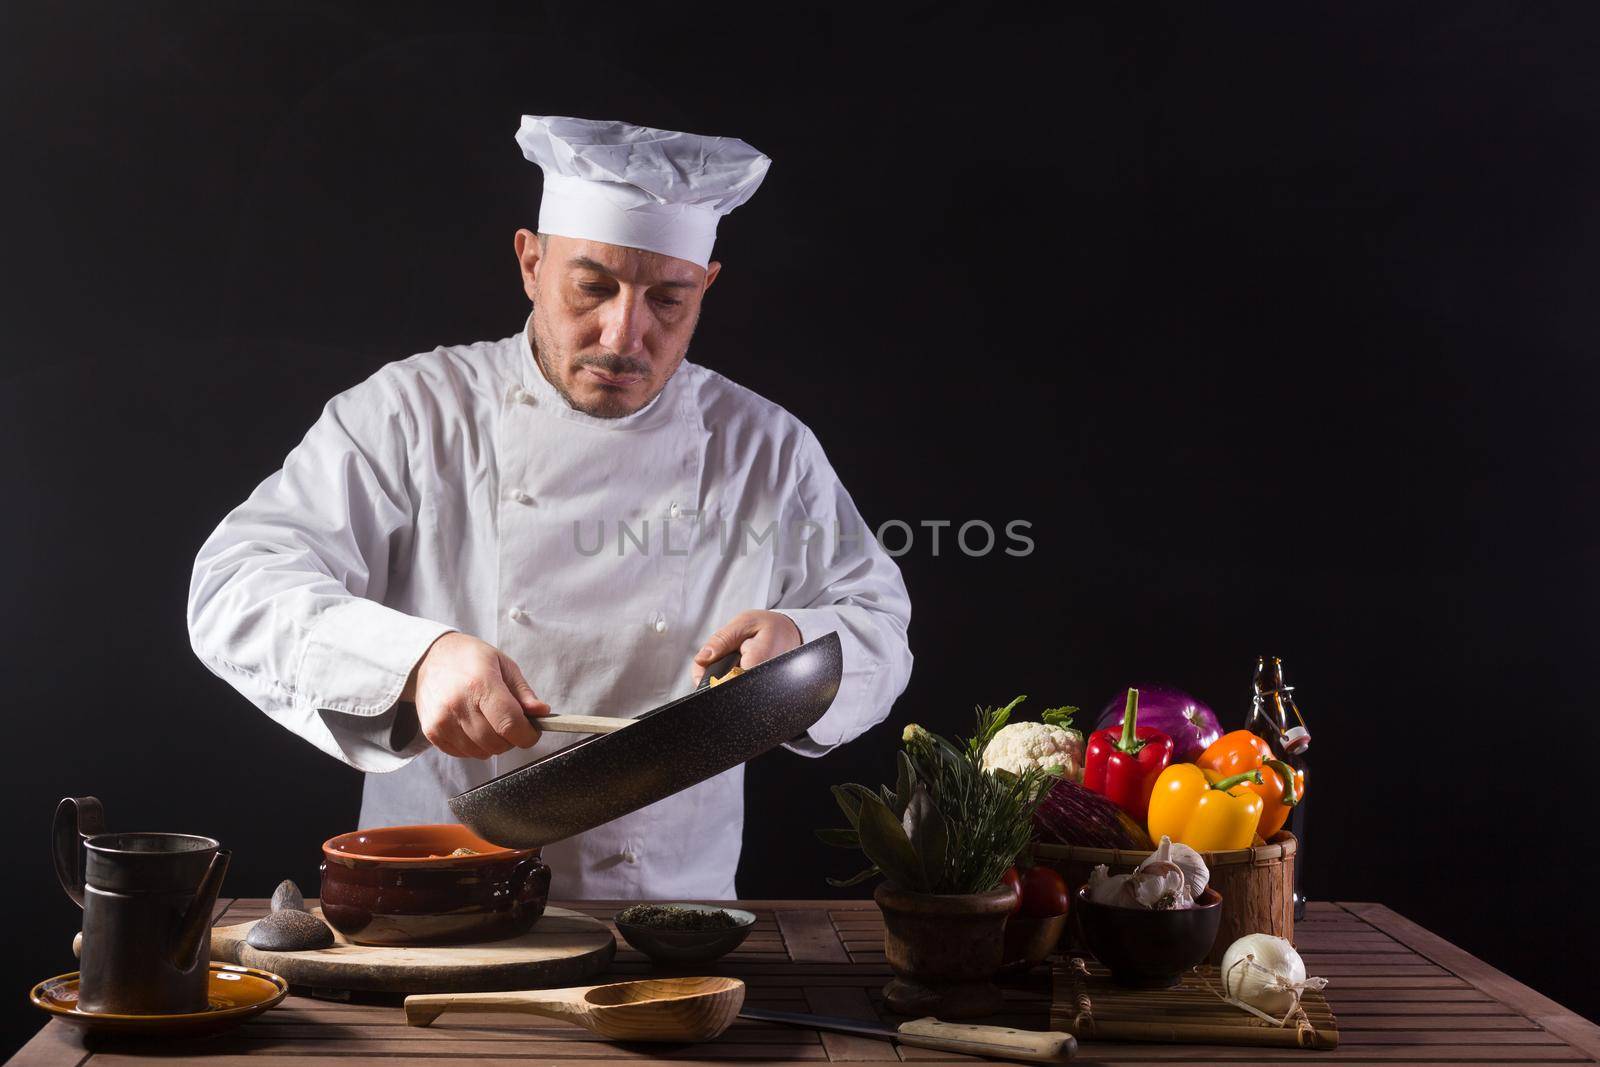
(1146, 763, 1265, 851)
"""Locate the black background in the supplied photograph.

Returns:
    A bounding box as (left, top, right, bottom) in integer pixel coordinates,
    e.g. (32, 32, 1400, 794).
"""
(5, 1, 1599, 1055)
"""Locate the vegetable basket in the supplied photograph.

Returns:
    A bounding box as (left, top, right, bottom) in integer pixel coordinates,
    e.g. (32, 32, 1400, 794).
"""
(1033, 831, 1295, 964)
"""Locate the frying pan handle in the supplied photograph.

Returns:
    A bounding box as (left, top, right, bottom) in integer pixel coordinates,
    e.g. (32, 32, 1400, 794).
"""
(696, 651, 743, 690)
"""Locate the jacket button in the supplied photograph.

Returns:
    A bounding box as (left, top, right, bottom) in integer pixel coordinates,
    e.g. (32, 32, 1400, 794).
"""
(510, 387, 532, 405)
(504, 487, 531, 504)
(507, 607, 527, 622)
(653, 618, 668, 634)
(669, 502, 681, 518)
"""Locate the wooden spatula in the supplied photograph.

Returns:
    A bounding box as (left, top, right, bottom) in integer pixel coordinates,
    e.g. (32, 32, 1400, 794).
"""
(535, 652, 745, 735)
(404, 976, 745, 1042)
(534, 714, 635, 735)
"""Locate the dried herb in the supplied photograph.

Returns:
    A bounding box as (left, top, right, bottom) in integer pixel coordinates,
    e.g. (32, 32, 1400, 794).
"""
(615, 905, 741, 930)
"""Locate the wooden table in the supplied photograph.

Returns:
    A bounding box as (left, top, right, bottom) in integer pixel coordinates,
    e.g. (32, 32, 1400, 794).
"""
(13, 899, 1600, 1065)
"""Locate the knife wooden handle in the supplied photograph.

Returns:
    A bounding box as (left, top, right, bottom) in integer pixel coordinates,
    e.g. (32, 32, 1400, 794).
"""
(895, 1018, 1077, 1062)
(535, 714, 634, 735)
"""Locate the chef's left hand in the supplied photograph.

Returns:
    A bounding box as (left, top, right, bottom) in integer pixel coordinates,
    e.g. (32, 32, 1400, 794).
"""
(691, 610, 802, 686)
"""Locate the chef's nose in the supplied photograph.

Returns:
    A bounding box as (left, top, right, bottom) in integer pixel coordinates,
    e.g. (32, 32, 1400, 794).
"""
(599, 293, 649, 358)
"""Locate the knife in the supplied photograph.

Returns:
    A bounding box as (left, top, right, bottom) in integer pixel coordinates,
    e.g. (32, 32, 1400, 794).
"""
(536, 651, 745, 735)
(739, 1008, 1077, 1062)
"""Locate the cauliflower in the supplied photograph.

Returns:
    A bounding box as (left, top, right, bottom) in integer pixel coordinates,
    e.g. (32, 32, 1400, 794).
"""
(980, 721, 1084, 782)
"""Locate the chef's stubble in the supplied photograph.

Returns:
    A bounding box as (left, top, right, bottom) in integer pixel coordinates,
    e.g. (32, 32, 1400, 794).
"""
(528, 298, 696, 419)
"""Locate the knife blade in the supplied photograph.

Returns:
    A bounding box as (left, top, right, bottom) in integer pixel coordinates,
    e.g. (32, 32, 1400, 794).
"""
(739, 1008, 1077, 1062)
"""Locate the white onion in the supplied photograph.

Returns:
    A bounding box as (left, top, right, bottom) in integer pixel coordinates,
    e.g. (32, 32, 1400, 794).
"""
(1220, 934, 1308, 1016)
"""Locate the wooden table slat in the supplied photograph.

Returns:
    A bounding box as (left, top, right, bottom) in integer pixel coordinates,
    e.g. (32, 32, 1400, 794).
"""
(11, 899, 1598, 1067)
(1341, 902, 1600, 1063)
(803, 986, 898, 1061)
(777, 909, 851, 963)
(3, 1025, 87, 1067)
(1326, 987, 1496, 1002)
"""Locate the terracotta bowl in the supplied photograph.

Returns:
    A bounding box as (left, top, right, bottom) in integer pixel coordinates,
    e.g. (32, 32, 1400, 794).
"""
(320, 824, 550, 945)
(1074, 885, 1223, 988)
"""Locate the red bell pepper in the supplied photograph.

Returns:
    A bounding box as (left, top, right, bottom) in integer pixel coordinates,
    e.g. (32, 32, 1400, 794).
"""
(1083, 688, 1174, 823)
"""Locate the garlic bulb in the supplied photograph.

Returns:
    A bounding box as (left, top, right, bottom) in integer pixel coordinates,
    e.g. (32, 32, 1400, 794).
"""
(1129, 837, 1204, 909)
(1129, 859, 1189, 909)
(1156, 837, 1210, 898)
(1220, 933, 1328, 1020)
(1089, 851, 1194, 911)
(1085, 864, 1135, 906)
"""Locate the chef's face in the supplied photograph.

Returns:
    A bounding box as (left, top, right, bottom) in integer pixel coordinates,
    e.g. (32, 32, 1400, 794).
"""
(515, 231, 721, 418)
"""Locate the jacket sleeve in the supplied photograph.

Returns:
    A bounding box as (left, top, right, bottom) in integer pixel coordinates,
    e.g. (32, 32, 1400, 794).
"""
(770, 428, 913, 757)
(186, 369, 453, 772)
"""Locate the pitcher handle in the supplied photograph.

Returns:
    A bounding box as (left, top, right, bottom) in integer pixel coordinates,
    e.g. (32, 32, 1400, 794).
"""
(53, 796, 105, 909)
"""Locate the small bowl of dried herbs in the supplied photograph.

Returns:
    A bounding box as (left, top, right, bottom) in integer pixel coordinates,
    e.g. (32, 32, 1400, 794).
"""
(613, 903, 757, 965)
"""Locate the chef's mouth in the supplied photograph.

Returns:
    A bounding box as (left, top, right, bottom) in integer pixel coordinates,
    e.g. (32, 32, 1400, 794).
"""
(580, 365, 647, 388)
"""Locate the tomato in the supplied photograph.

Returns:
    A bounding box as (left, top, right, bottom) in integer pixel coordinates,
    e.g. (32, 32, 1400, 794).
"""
(1000, 867, 1023, 913)
(1018, 865, 1069, 918)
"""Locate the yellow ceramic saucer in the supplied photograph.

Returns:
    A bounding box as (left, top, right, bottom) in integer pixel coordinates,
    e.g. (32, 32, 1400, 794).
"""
(30, 963, 288, 1037)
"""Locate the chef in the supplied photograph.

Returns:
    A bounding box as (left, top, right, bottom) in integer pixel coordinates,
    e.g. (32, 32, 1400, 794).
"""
(187, 115, 914, 899)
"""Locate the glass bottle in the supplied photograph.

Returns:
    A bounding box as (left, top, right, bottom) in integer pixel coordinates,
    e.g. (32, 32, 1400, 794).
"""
(1247, 656, 1311, 920)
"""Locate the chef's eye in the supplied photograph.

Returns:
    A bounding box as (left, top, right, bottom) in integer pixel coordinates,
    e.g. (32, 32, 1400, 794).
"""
(579, 283, 611, 295)
(651, 295, 682, 307)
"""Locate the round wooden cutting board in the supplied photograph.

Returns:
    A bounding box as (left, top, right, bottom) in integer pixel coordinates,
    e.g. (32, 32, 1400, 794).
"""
(210, 907, 616, 993)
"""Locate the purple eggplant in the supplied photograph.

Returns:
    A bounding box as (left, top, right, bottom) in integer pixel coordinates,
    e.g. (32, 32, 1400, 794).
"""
(1093, 684, 1222, 764)
(1033, 778, 1153, 850)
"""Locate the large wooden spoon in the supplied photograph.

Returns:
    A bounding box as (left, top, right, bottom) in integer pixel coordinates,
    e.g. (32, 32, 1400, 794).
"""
(404, 976, 744, 1042)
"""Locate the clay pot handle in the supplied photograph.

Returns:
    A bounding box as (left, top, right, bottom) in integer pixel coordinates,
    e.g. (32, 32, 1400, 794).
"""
(509, 856, 551, 907)
(53, 796, 106, 910)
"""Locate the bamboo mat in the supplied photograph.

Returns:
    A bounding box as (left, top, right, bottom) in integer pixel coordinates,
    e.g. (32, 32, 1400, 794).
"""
(1051, 955, 1340, 1051)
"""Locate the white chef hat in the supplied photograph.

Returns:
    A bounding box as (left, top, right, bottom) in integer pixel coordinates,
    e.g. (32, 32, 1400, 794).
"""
(515, 115, 771, 268)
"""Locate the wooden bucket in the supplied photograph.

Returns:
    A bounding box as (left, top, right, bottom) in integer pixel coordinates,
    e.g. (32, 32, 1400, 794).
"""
(1033, 831, 1295, 964)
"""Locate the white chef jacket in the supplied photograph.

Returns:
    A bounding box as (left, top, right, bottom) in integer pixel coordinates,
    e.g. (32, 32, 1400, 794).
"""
(187, 317, 913, 899)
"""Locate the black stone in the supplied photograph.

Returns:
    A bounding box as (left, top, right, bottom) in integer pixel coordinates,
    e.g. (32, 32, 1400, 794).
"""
(270, 879, 307, 913)
(449, 631, 842, 849)
(247, 908, 335, 951)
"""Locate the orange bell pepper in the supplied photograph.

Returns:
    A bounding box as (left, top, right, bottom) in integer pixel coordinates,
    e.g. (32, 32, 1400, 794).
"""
(1196, 730, 1304, 838)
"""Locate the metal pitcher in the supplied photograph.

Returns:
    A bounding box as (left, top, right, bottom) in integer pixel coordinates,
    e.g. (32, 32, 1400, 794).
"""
(53, 796, 231, 1015)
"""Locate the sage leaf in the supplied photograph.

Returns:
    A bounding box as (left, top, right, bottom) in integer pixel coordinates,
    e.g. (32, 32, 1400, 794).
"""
(902, 784, 950, 892)
(892, 751, 915, 818)
(815, 828, 861, 849)
(826, 866, 882, 888)
(856, 792, 928, 892)
(831, 783, 876, 828)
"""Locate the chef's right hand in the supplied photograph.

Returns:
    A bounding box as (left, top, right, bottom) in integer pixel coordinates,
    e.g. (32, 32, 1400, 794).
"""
(402, 633, 549, 759)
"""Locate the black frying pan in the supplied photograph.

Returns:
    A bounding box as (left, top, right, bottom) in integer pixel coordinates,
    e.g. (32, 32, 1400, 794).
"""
(448, 631, 843, 849)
